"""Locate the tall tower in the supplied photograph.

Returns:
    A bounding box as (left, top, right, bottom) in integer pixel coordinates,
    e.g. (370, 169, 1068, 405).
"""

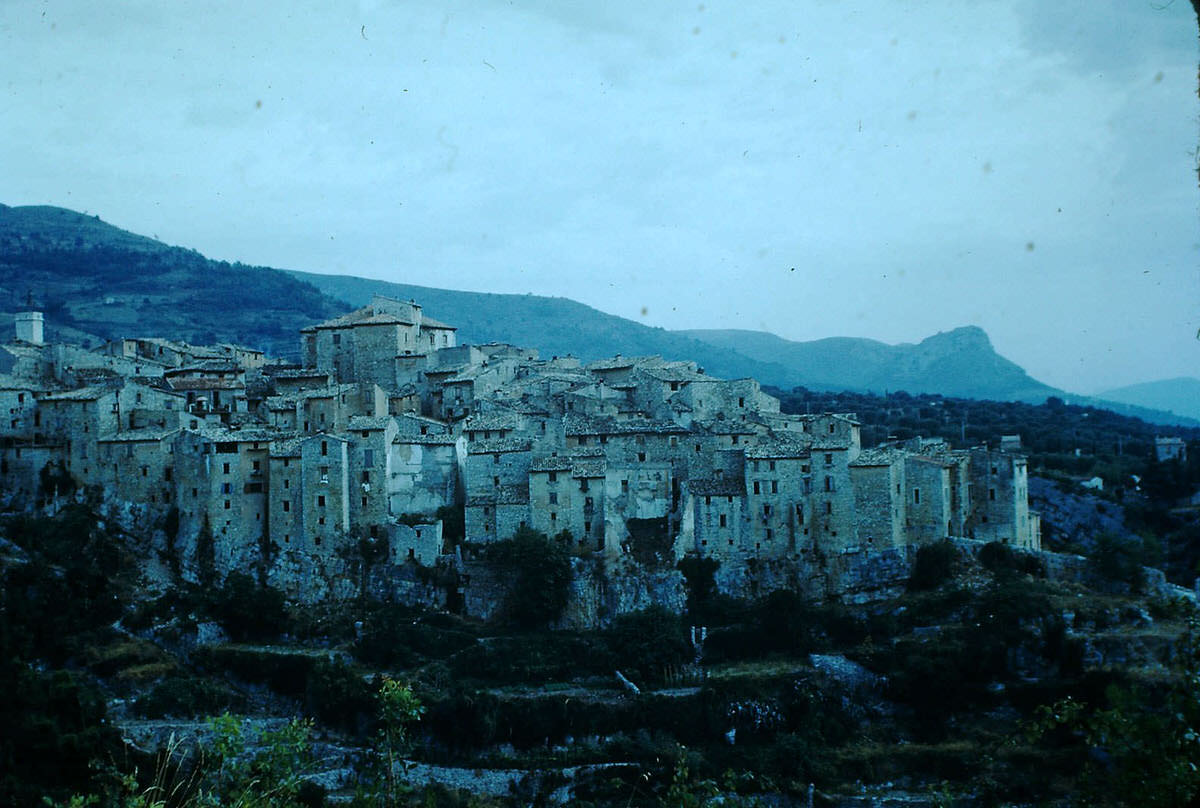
(15, 311, 44, 344)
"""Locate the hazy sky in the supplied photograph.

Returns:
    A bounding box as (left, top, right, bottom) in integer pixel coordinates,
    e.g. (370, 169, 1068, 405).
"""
(3, 1, 1197, 394)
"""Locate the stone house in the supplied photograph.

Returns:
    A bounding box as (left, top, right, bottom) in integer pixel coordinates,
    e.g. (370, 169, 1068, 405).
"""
(1155, 436, 1187, 463)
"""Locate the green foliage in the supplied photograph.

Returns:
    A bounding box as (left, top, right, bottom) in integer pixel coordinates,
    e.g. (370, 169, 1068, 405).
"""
(978, 541, 1044, 579)
(1025, 623, 1200, 807)
(606, 607, 692, 685)
(1091, 531, 1158, 593)
(353, 602, 477, 670)
(0, 663, 122, 805)
(489, 527, 572, 628)
(206, 572, 290, 643)
(196, 713, 317, 807)
(304, 658, 376, 736)
(908, 539, 958, 592)
(134, 675, 242, 719)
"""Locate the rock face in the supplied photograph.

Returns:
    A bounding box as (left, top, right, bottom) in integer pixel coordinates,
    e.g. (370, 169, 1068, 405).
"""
(1028, 476, 1134, 554)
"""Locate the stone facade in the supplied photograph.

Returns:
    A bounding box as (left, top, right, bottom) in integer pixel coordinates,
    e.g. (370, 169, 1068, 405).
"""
(1, 300, 1045, 608)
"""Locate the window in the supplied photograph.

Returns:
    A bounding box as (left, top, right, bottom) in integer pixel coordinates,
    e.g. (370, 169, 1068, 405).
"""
(705, 495, 711, 505)
(493, 476, 500, 486)
(580, 479, 589, 492)
(732, 435, 739, 445)
(493, 453, 500, 464)
(771, 480, 778, 494)
(548, 471, 557, 483)
(222, 482, 232, 494)
(913, 488, 920, 504)
(332, 333, 341, 345)
(584, 520, 591, 532)
(283, 479, 289, 489)
(223, 462, 230, 474)
(224, 500, 231, 510)
(766, 528, 773, 540)
(550, 512, 557, 522)
(317, 495, 326, 507)
(753, 481, 760, 494)
(989, 488, 996, 501)
(824, 476, 833, 492)
(769, 461, 776, 471)
(283, 501, 290, 512)
(321, 441, 328, 456)
(719, 513, 727, 527)
(621, 479, 629, 493)
(361, 496, 367, 507)
(549, 493, 558, 504)
(638, 452, 646, 462)
(738, 397, 744, 407)
(825, 501, 832, 515)
(824, 453, 833, 465)
(763, 504, 771, 516)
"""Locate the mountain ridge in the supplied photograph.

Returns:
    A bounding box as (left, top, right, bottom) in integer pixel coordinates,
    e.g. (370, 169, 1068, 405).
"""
(1, 203, 1193, 426)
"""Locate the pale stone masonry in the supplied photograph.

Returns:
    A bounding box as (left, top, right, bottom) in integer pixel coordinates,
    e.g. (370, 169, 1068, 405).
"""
(0, 296, 1043, 600)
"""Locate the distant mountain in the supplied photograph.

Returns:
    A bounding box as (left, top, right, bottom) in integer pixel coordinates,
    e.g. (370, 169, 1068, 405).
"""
(0, 204, 346, 358)
(285, 270, 798, 385)
(678, 327, 1061, 402)
(1097, 377, 1200, 423)
(1, 203, 1192, 427)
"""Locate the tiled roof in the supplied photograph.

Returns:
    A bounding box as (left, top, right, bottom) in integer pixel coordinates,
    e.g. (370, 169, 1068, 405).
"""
(420, 315, 456, 330)
(530, 456, 573, 472)
(347, 415, 395, 431)
(0, 373, 36, 391)
(466, 438, 531, 454)
(41, 385, 113, 401)
(99, 427, 181, 443)
(564, 415, 688, 436)
(572, 460, 606, 478)
(463, 412, 520, 431)
(270, 437, 306, 457)
(850, 448, 902, 467)
(637, 365, 714, 384)
(745, 440, 812, 459)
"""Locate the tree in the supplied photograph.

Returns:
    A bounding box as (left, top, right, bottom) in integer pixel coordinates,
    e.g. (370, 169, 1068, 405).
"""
(491, 527, 572, 628)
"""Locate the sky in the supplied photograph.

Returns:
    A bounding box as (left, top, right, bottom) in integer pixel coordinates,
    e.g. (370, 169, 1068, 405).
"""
(2, 1, 1197, 395)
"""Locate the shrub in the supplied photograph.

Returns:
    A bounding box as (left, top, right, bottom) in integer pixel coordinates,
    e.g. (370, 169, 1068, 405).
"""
(606, 606, 692, 685)
(490, 527, 572, 628)
(206, 572, 289, 642)
(908, 539, 958, 591)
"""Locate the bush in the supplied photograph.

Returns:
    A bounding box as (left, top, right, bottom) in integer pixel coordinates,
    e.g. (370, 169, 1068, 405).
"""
(490, 528, 572, 628)
(606, 606, 692, 685)
(207, 572, 289, 642)
(979, 541, 1045, 579)
(908, 540, 959, 591)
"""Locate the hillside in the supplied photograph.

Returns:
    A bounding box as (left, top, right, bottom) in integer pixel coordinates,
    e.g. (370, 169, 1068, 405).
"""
(1098, 377, 1200, 423)
(1, 203, 1191, 427)
(285, 270, 800, 385)
(0, 204, 346, 359)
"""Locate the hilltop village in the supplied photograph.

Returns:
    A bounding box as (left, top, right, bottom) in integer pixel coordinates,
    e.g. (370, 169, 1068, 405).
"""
(0, 296, 1039, 606)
